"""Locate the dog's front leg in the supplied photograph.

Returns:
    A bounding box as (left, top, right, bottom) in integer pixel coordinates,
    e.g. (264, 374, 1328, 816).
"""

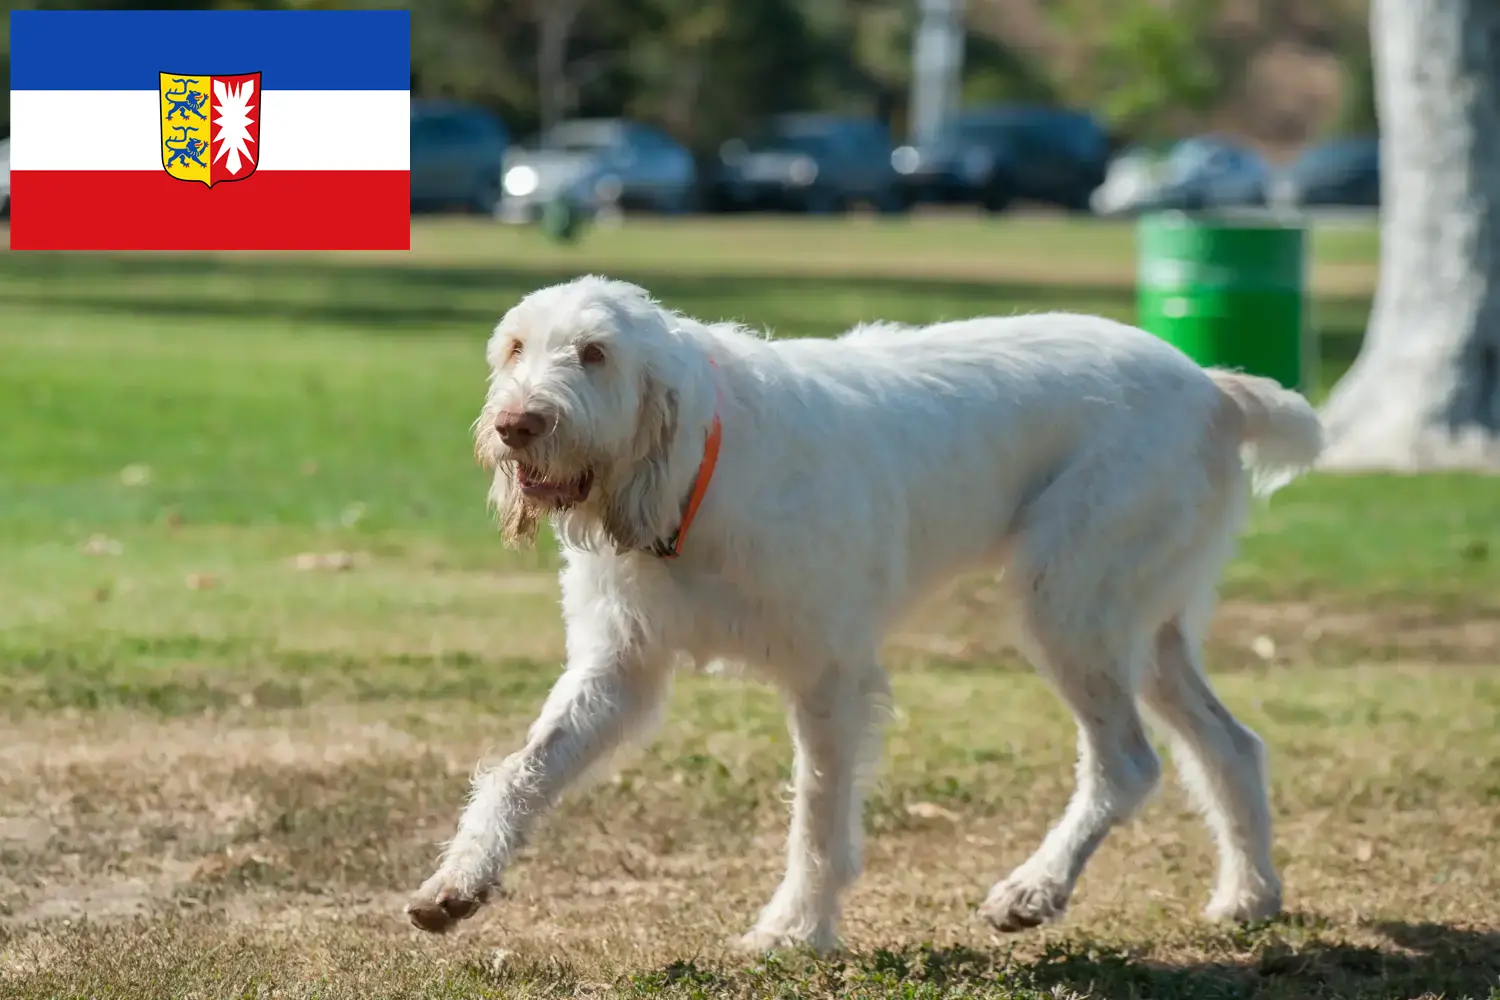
(406, 652, 670, 933)
(739, 662, 891, 954)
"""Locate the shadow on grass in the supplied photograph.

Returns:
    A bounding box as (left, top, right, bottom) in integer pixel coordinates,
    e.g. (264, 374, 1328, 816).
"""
(617, 919, 1500, 999)
(0, 250, 1372, 375)
(1018, 920, 1500, 1000)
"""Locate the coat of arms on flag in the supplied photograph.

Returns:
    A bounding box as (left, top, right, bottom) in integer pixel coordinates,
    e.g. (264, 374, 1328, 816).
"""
(158, 72, 261, 187)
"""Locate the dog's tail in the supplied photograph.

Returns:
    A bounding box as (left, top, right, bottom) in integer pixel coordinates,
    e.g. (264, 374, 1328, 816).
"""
(1207, 369, 1325, 498)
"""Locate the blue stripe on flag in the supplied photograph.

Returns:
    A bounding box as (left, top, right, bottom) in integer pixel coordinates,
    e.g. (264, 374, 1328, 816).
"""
(10, 9, 410, 91)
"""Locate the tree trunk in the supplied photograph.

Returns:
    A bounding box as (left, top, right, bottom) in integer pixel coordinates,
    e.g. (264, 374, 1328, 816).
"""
(536, 0, 586, 137)
(1319, 0, 1500, 470)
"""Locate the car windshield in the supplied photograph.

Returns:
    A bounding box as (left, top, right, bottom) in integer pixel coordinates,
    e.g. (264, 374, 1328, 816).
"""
(941, 117, 1018, 145)
(761, 133, 830, 155)
(540, 122, 621, 153)
(1296, 139, 1376, 170)
(1165, 139, 1247, 182)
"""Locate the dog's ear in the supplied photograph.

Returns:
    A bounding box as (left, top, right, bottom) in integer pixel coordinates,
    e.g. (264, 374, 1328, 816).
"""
(601, 373, 679, 552)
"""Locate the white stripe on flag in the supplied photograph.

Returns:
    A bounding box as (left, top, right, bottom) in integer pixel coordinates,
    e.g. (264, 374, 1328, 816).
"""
(10, 90, 411, 171)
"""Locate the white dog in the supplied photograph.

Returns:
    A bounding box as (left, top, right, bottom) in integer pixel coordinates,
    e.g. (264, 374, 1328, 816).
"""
(406, 276, 1323, 951)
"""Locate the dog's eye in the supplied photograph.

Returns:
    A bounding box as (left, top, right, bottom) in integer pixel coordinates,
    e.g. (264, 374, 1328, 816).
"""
(506, 340, 523, 363)
(579, 343, 606, 366)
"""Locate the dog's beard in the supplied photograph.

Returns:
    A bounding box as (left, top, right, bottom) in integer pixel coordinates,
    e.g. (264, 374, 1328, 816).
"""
(489, 463, 580, 548)
(479, 431, 603, 549)
(499, 484, 544, 547)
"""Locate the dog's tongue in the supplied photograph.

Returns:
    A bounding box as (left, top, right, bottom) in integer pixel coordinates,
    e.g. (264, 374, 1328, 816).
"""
(518, 467, 589, 504)
(524, 480, 580, 501)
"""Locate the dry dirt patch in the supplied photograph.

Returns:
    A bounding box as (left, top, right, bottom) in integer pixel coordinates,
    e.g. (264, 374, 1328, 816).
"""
(0, 710, 465, 921)
(2, 662, 1498, 997)
(888, 574, 1500, 669)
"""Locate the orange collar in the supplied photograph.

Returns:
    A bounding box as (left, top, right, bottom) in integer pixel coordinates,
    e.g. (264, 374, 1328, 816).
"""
(652, 368, 722, 559)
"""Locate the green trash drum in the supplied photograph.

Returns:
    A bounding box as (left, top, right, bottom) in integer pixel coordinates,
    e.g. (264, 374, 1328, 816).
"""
(1136, 213, 1314, 393)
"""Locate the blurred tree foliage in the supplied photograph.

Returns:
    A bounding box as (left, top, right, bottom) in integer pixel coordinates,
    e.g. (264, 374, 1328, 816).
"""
(0, 0, 1374, 149)
(1044, 0, 1227, 141)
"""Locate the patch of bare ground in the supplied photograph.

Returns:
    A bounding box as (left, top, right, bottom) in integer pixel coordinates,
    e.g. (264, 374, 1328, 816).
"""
(257, 564, 1500, 676)
(3, 659, 1498, 998)
(0, 710, 462, 922)
(399, 568, 1498, 673)
(887, 574, 1500, 670)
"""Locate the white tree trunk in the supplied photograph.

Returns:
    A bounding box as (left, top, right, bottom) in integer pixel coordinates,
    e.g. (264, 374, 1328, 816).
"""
(536, 0, 586, 137)
(1319, 0, 1500, 470)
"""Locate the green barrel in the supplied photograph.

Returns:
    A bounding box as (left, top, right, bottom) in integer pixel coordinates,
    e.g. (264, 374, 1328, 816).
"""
(1136, 213, 1313, 392)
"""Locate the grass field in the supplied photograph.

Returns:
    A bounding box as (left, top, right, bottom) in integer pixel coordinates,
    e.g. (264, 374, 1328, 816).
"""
(2, 215, 1498, 999)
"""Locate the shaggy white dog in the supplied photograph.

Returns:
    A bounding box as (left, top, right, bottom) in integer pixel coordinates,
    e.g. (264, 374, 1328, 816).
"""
(406, 276, 1324, 951)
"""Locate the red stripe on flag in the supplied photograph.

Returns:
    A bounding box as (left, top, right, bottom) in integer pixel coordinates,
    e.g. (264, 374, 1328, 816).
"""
(8, 170, 411, 251)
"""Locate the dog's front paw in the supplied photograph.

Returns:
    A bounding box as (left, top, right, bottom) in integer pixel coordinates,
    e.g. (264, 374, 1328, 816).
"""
(405, 875, 491, 934)
(978, 871, 1070, 933)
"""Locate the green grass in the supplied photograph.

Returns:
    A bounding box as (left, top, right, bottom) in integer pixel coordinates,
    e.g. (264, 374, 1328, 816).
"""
(0, 216, 1493, 615)
(2, 215, 1499, 999)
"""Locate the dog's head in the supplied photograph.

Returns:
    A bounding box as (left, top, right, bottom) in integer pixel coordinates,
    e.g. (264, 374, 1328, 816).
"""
(475, 276, 690, 551)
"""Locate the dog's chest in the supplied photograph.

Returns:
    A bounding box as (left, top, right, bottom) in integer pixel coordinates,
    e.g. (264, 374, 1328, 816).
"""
(661, 568, 845, 670)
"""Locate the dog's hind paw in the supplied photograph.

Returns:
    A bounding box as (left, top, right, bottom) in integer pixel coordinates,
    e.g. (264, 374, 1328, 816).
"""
(405, 877, 490, 934)
(1205, 882, 1283, 924)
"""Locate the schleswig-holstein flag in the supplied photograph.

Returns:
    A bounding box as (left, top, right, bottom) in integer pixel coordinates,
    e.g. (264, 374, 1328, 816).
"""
(8, 9, 411, 250)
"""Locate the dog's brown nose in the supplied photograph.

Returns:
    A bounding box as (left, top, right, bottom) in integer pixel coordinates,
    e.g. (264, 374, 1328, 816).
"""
(494, 407, 548, 449)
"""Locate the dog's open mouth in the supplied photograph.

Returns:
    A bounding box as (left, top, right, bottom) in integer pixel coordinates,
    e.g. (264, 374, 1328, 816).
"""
(516, 463, 593, 507)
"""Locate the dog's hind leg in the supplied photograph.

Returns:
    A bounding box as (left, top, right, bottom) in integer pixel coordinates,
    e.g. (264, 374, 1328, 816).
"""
(1137, 435, 1280, 923)
(1141, 606, 1281, 922)
(738, 660, 891, 954)
(979, 620, 1161, 932)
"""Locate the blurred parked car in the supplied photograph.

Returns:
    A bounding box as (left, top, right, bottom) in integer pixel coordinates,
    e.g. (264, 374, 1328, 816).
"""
(1089, 143, 1171, 216)
(1118, 136, 1271, 215)
(1268, 136, 1379, 210)
(891, 106, 1112, 213)
(500, 119, 697, 223)
(711, 113, 907, 214)
(410, 100, 510, 215)
(1, 137, 10, 218)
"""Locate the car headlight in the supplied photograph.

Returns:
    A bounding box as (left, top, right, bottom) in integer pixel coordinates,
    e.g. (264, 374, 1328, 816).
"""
(788, 156, 818, 186)
(503, 165, 539, 198)
(891, 145, 921, 175)
(961, 148, 993, 183)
